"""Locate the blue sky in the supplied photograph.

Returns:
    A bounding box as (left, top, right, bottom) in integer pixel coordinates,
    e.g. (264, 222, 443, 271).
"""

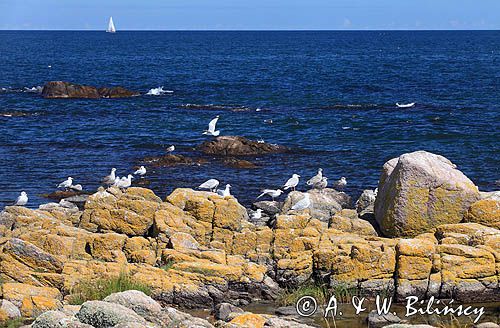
(1, 0, 499, 30)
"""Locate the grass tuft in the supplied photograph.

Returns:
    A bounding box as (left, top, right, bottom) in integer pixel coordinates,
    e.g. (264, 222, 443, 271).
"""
(68, 271, 151, 305)
(277, 281, 359, 306)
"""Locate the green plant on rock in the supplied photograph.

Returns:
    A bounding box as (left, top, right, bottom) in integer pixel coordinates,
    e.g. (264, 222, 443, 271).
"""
(277, 281, 359, 307)
(68, 271, 151, 305)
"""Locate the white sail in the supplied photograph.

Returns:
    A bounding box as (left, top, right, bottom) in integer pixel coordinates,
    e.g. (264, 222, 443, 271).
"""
(107, 17, 116, 33)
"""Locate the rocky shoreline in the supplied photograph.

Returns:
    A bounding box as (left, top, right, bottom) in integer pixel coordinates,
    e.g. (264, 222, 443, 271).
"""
(0, 150, 499, 327)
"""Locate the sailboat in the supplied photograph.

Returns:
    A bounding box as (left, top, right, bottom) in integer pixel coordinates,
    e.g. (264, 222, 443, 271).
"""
(106, 17, 116, 33)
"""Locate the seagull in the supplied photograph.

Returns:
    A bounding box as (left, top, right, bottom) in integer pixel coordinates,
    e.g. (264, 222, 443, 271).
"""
(283, 174, 300, 191)
(69, 184, 83, 191)
(202, 115, 220, 136)
(251, 209, 262, 220)
(116, 174, 133, 189)
(256, 189, 283, 201)
(112, 176, 121, 187)
(217, 184, 232, 197)
(166, 145, 175, 153)
(198, 179, 220, 192)
(134, 166, 147, 176)
(306, 168, 323, 186)
(313, 177, 328, 190)
(102, 168, 117, 186)
(15, 191, 28, 206)
(291, 193, 311, 211)
(333, 177, 347, 190)
(57, 177, 73, 189)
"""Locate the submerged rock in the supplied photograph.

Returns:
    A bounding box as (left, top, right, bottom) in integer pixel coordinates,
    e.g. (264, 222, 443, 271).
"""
(41, 81, 139, 99)
(197, 136, 288, 156)
(142, 154, 206, 167)
(374, 151, 480, 237)
(222, 158, 259, 169)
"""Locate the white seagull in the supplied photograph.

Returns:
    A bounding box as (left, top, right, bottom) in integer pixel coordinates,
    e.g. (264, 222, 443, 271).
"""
(217, 184, 232, 197)
(69, 184, 83, 191)
(166, 145, 175, 153)
(291, 193, 311, 211)
(57, 177, 73, 189)
(306, 168, 323, 186)
(102, 168, 117, 185)
(202, 115, 220, 136)
(283, 174, 300, 191)
(198, 179, 220, 192)
(116, 174, 133, 189)
(134, 166, 147, 176)
(251, 209, 262, 220)
(15, 191, 28, 206)
(256, 189, 283, 201)
(334, 177, 347, 190)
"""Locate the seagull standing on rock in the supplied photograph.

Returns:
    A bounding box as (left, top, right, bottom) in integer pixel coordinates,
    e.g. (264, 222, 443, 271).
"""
(251, 209, 262, 220)
(202, 115, 220, 136)
(334, 177, 347, 190)
(217, 184, 232, 197)
(313, 177, 328, 191)
(257, 189, 283, 201)
(306, 168, 323, 186)
(57, 177, 73, 190)
(134, 166, 147, 176)
(291, 193, 311, 211)
(15, 191, 28, 206)
(283, 174, 300, 191)
(198, 179, 220, 192)
(166, 145, 175, 153)
(102, 168, 117, 186)
(116, 175, 133, 189)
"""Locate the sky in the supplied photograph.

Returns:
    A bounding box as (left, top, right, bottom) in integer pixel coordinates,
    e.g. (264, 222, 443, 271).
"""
(1, 0, 499, 30)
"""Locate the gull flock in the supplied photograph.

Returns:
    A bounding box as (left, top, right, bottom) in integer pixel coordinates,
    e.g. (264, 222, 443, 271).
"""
(10, 115, 348, 212)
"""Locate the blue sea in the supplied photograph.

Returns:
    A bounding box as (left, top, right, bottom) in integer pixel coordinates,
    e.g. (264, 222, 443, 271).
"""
(0, 31, 499, 208)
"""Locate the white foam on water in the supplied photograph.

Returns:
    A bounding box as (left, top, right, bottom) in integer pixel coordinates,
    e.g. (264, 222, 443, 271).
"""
(23, 86, 43, 93)
(146, 86, 173, 96)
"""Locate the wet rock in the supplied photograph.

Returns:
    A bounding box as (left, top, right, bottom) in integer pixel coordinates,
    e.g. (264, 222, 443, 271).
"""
(197, 136, 288, 156)
(41, 81, 139, 99)
(375, 151, 480, 237)
(367, 310, 403, 328)
(214, 303, 244, 321)
(222, 158, 259, 169)
(142, 154, 206, 167)
(75, 300, 147, 327)
(97, 86, 140, 98)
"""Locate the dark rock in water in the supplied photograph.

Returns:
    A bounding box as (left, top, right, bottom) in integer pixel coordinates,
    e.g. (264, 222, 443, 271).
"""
(143, 154, 207, 167)
(42, 190, 85, 201)
(197, 136, 288, 156)
(214, 302, 244, 321)
(367, 310, 403, 328)
(132, 178, 151, 187)
(222, 158, 259, 169)
(98, 86, 140, 98)
(41, 81, 139, 99)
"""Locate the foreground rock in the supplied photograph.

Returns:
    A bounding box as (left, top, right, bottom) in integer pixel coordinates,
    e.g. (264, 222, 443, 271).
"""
(41, 81, 140, 99)
(197, 136, 288, 156)
(375, 151, 480, 237)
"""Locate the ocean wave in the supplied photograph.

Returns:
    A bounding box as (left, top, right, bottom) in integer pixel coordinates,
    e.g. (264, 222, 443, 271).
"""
(0, 111, 39, 118)
(146, 86, 174, 96)
(181, 103, 253, 112)
(317, 103, 379, 110)
(23, 86, 43, 93)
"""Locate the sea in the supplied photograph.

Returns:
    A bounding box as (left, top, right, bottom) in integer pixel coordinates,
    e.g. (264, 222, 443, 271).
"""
(0, 31, 499, 208)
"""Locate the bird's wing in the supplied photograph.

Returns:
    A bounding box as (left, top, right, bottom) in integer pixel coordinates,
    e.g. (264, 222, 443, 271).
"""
(208, 117, 219, 132)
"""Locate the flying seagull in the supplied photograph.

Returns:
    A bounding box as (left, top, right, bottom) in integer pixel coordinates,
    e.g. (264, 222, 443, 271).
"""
(203, 115, 220, 136)
(198, 179, 220, 192)
(306, 168, 323, 186)
(256, 189, 283, 201)
(291, 193, 311, 211)
(283, 174, 300, 191)
(15, 191, 28, 206)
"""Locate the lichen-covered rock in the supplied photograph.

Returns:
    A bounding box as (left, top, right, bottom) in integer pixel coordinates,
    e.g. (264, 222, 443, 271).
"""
(2, 283, 62, 318)
(464, 199, 500, 229)
(0, 299, 21, 321)
(75, 300, 147, 327)
(103, 290, 162, 324)
(31, 310, 94, 328)
(375, 151, 480, 237)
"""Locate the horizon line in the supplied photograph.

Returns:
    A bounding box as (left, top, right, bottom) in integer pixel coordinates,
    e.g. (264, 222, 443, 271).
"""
(1, 28, 499, 32)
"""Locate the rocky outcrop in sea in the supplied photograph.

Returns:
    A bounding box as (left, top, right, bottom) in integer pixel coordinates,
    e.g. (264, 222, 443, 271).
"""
(0, 150, 498, 327)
